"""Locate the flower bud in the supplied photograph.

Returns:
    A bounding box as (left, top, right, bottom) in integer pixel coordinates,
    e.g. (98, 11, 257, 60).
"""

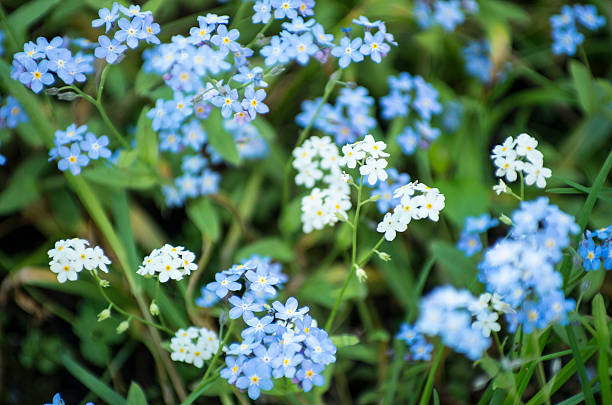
(356, 267, 367, 283)
(99, 279, 110, 288)
(499, 214, 513, 226)
(219, 311, 228, 327)
(116, 319, 130, 334)
(376, 251, 391, 261)
(149, 301, 159, 316)
(97, 307, 111, 322)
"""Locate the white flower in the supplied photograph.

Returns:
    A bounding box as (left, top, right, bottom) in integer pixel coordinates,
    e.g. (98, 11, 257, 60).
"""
(50, 257, 79, 283)
(472, 311, 501, 338)
(413, 191, 445, 222)
(158, 257, 183, 283)
(494, 151, 523, 182)
(180, 251, 198, 275)
(47, 239, 73, 260)
(393, 183, 416, 205)
(395, 199, 419, 225)
(468, 293, 492, 315)
(515, 133, 543, 162)
(522, 160, 551, 188)
(493, 179, 508, 195)
(295, 161, 323, 188)
(340, 143, 365, 168)
(360, 134, 390, 158)
(170, 337, 191, 362)
(359, 156, 388, 185)
(377, 211, 407, 241)
(491, 293, 513, 314)
(491, 137, 515, 159)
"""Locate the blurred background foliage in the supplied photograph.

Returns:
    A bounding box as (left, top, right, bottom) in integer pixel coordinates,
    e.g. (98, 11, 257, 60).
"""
(0, 0, 611, 404)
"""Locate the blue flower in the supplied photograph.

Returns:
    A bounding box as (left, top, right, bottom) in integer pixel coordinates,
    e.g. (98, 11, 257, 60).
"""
(602, 243, 612, 270)
(457, 232, 482, 257)
(159, 131, 182, 152)
(578, 238, 601, 271)
(220, 355, 245, 384)
(236, 358, 273, 400)
(552, 26, 584, 56)
(245, 267, 280, 295)
(260, 35, 290, 66)
(380, 91, 410, 119)
(574, 4, 605, 31)
(396, 323, 419, 344)
(57, 143, 89, 175)
(304, 330, 336, 365)
(119, 5, 151, 19)
(331, 37, 364, 68)
(229, 294, 264, 320)
(14, 41, 44, 63)
(94, 35, 127, 64)
(182, 120, 207, 150)
(54, 124, 87, 146)
(288, 32, 318, 65)
(181, 155, 208, 174)
(44, 393, 65, 405)
(207, 272, 242, 298)
(253, 1, 273, 24)
(195, 284, 219, 306)
(189, 21, 214, 44)
(272, 297, 308, 320)
(114, 17, 146, 49)
(397, 126, 420, 155)
(0, 97, 28, 128)
(92, 5, 119, 32)
(242, 85, 269, 119)
(312, 23, 334, 45)
(198, 13, 229, 25)
(241, 314, 276, 342)
(141, 15, 161, 44)
(296, 360, 325, 392)
(80, 133, 111, 160)
(212, 86, 241, 118)
(550, 5, 574, 30)
(272, 0, 299, 20)
(464, 214, 498, 234)
(360, 31, 390, 63)
(211, 25, 240, 52)
(36, 36, 64, 57)
(200, 169, 221, 195)
(433, 0, 465, 31)
(410, 338, 433, 361)
(19, 59, 54, 93)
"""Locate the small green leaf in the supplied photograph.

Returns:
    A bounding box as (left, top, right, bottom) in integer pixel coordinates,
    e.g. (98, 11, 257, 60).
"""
(203, 111, 240, 165)
(127, 382, 148, 405)
(187, 197, 221, 241)
(476, 356, 500, 378)
(135, 109, 158, 167)
(592, 294, 611, 404)
(493, 372, 515, 390)
(0, 155, 46, 215)
(83, 165, 156, 189)
(235, 238, 294, 262)
(570, 60, 595, 114)
(330, 334, 360, 348)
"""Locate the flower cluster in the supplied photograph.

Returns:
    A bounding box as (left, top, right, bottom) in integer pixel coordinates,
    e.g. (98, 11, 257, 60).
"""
(380, 73, 443, 155)
(48, 124, 113, 176)
(293, 136, 351, 233)
(550, 4, 605, 56)
(414, 0, 478, 32)
(377, 181, 446, 241)
(296, 86, 376, 145)
(137, 244, 198, 283)
(92, 3, 160, 64)
(578, 226, 612, 271)
(202, 259, 335, 400)
(457, 214, 499, 257)
(11, 36, 95, 94)
(197, 255, 288, 308)
(478, 197, 579, 333)
(491, 133, 551, 189)
(169, 327, 219, 368)
(401, 286, 505, 361)
(162, 155, 221, 207)
(47, 238, 111, 283)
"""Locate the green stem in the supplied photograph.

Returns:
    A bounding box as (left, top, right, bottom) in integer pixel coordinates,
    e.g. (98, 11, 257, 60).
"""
(519, 171, 525, 200)
(183, 320, 236, 405)
(418, 344, 444, 405)
(532, 333, 551, 405)
(91, 271, 173, 334)
(325, 175, 364, 331)
(245, 19, 273, 49)
(357, 236, 385, 267)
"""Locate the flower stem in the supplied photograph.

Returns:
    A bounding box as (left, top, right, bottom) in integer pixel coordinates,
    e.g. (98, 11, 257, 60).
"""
(325, 175, 364, 331)
(182, 319, 236, 405)
(91, 271, 173, 334)
(245, 19, 273, 49)
(519, 171, 525, 200)
(417, 344, 444, 405)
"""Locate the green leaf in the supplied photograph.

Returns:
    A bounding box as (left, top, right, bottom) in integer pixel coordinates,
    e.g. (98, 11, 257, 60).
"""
(0, 155, 46, 215)
(61, 353, 126, 405)
(134, 70, 163, 96)
(264, 377, 301, 396)
(330, 334, 359, 348)
(142, 0, 163, 13)
(135, 109, 158, 167)
(7, 0, 61, 45)
(476, 356, 500, 378)
(235, 238, 294, 262)
(592, 294, 611, 404)
(203, 111, 240, 165)
(570, 60, 594, 114)
(430, 241, 480, 291)
(187, 197, 221, 241)
(493, 372, 514, 390)
(127, 382, 148, 405)
(83, 165, 157, 189)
